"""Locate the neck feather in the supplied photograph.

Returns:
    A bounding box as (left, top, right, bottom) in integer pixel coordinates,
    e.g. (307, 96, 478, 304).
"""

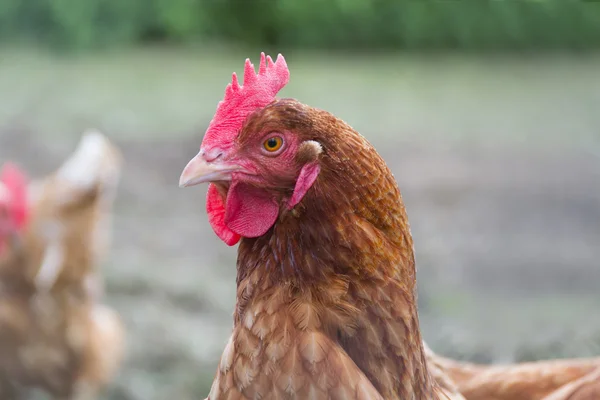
(235, 122, 435, 395)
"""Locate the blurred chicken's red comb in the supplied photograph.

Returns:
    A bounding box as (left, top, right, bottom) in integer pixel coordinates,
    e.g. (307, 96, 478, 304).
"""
(201, 52, 290, 149)
(0, 162, 29, 230)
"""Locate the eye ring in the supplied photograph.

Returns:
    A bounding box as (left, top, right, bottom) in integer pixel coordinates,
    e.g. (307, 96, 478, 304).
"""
(263, 136, 284, 153)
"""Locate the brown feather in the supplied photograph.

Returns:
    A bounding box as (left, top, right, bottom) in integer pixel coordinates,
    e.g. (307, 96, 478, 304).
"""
(542, 368, 600, 400)
(426, 344, 600, 400)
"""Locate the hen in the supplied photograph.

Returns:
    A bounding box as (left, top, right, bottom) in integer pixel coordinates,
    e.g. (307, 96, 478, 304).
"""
(0, 130, 124, 399)
(180, 53, 463, 399)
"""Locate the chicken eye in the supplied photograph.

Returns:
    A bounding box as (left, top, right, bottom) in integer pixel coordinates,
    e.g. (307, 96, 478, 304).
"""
(263, 136, 283, 152)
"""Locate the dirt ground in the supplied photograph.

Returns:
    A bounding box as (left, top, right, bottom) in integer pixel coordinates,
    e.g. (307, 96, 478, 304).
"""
(1, 47, 599, 399)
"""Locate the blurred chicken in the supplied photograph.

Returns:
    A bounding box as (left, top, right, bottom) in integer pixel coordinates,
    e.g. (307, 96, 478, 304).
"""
(425, 342, 600, 400)
(0, 130, 125, 399)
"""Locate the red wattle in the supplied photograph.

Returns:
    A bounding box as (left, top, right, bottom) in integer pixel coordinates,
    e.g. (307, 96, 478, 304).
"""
(206, 183, 241, 246)
(224, 182, 279, 238)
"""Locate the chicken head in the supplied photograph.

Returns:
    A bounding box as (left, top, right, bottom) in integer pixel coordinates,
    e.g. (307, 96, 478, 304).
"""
(180, 53, 322, 246)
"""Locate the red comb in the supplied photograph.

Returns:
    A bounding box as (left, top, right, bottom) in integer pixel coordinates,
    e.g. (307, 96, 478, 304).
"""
(201, 53, 290, 150)
(0, 162, 29, 230)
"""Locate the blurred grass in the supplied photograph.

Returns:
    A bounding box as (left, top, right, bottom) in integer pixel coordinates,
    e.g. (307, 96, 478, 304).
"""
(1, 45, 600, 149)
(1, 46, 600, 399)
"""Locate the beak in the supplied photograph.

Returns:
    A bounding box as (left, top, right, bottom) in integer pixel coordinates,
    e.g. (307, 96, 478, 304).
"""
(179, 152, 240, 188)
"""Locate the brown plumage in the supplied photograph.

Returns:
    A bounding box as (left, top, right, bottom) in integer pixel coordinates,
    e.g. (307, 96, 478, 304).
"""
(424, 345, 466, 400)
(425, 338, 600, 400)
(542, 367, 600, 400)
(0, 130, 124, 399)
(181, 53, 462, 399)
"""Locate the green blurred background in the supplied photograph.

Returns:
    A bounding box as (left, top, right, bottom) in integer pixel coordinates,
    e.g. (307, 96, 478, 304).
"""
(1, 1, 600, 399)
(2, 0, 600, 50)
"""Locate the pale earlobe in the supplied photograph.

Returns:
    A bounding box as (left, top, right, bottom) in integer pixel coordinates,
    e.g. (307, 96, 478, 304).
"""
(297, 140, 323, 164)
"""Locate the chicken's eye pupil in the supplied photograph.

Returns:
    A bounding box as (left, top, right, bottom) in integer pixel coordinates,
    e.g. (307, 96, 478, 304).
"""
(267, 138, 277, 148)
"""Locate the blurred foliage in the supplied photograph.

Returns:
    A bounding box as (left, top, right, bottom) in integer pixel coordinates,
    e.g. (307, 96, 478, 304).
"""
(0, 0, 600, 51)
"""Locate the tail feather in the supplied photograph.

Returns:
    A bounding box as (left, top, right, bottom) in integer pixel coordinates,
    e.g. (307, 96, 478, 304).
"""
(28, 130, 123, 292)
(55, 129, 122, 198)
(53, 129, 122, 268)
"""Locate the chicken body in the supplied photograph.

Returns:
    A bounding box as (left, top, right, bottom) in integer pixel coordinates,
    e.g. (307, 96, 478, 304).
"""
(181, 54, 457, 399)
(0, 130, 124, 399)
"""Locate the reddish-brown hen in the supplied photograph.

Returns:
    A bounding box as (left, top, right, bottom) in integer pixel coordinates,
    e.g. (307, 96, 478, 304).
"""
(180, 53, 461, 399)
